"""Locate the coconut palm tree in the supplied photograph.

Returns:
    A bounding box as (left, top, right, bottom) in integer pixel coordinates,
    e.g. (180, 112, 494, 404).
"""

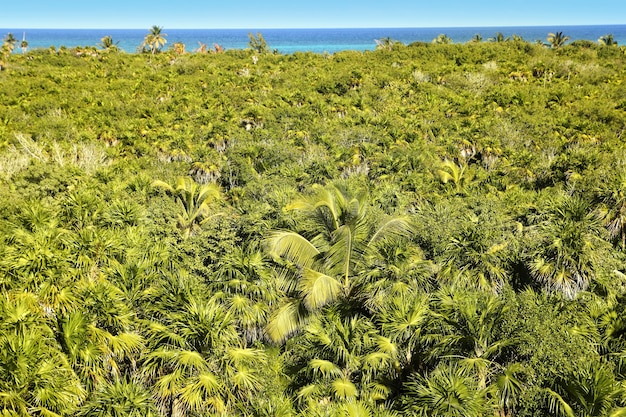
(152, 176, 222, 239)
(432, 34, 452, 44)
(265, 183, 413, 343)
(598, 34, 618, 46)
(98, 35, 120, 52)
(142, 25, 167, 54)
(437, 159, 475, 195)
(2, 32, 17, 54)
(171, 41, 186, 55)
(20, 32, 28, 54)
(375, 37, 400, 51)
(547, 31, 569, 49)
(488, 32, 508, 42)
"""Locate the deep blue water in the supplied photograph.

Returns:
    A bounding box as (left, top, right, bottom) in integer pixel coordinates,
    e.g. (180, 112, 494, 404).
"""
(2, 26, 626, 54)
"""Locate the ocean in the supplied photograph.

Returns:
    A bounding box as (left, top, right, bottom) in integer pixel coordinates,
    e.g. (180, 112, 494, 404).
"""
(1, 26, 626, 54)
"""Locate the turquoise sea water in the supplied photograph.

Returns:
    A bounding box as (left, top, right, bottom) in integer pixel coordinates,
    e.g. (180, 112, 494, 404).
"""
(1, 26, 625, 54)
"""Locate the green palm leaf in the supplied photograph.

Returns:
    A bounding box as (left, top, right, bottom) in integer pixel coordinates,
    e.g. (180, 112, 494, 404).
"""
(332, 377, 358, 399)
(300, 268, 342, 310)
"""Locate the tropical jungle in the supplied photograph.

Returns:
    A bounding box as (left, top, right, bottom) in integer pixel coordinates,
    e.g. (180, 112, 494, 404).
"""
(1, 28, 626, 416)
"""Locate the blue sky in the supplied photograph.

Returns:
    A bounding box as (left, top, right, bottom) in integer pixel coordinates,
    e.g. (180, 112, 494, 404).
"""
(2, 0, 625, 29)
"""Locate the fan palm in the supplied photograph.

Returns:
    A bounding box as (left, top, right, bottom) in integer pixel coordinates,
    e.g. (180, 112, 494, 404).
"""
(0, 292, 85, 415)
(78, 379, 157, 417)
(401, 363, 493, 417)
(143, 296, 269, 416)
(529, 195, 609, 299)
(265, 183, 413, 342)
(545, 362, 626, 417)
(292, 309, 392, 406)
(430, 288, 513, 370)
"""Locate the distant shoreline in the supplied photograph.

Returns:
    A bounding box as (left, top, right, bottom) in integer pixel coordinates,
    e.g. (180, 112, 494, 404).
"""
(3, 25, 625, 54)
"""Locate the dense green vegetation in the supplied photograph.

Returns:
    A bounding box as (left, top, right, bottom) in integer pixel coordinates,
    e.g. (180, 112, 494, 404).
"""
(1, 35, 626, 416)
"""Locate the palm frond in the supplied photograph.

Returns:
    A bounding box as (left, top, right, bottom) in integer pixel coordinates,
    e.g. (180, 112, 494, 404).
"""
(266, 299, 309, 343)
(266, 231, 320, 269)
(300, 268, 342, 310)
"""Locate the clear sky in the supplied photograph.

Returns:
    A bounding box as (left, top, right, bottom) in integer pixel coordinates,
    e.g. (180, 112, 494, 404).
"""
(2, 0, 625, 29)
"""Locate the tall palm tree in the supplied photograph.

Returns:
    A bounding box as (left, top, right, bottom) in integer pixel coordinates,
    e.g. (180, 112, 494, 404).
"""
(20, 32, 28, 54)
(98, 35, 120, 52)
(598, 34, 618, 46)
(488, 32, 508, 42)
(432, 34, 452, 44)
(142, 25, 167, 54)
(547, 31, 569, 49)
(265, 183, 413, 342)
(375, 37, 400, 51)
(2, 32, 17, 54)
(171, 41, 186, 55)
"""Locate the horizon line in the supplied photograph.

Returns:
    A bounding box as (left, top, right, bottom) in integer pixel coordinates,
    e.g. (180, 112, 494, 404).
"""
(2, 23, 626, 31)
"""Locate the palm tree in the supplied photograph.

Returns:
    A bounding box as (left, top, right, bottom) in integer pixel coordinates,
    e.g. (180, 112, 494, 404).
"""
(196, 42, 208, 53)
(529, 195, 609, 299)
(292, 309, 391, 406)
(547, 31, 569, 49)
(0, 292, 85, 415)
(265, 183, 413, 342)
(401, 363, 493, 417)
(470, 34, 483, 43)
(248, 32, 270, 54)
(98, 35, 120, 52)
(432, 34, 452, 44)
(598, 34, 618, 46)
(171, 41, 186, 55)
(375, 37, 400, 51)
(143, 295, 269, 416)
(488, 32, 508, 42)
(152, 177, 222, 239)
(437, 159, 475, 195)
(142, 25, 167, 54)
(2, 32, 17, 54)
(78, 379, 158, 417)
(430, 289, 513, 372)
(20, 32, 28, 54)
(545, 362, 626, 417)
